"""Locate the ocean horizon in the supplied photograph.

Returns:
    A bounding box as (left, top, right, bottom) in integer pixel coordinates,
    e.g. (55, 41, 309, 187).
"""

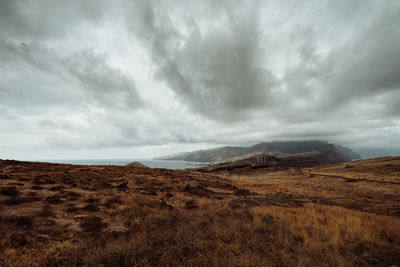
(42, 158, 207, 170)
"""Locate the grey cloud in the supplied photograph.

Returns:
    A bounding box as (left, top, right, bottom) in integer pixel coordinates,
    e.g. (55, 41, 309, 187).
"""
(0, 37, 141, 112)
(323, 6, 400, 102)
(0, 0, 111, 40)
(1, 0, 400, 158)
(380, 90, 400, 117)
(62, 49, 142, 110)
(273, 1, 400, 123)
(126, 0, 400, 125)
(0, 39, 75, 110)
(126, 0, 278, 121)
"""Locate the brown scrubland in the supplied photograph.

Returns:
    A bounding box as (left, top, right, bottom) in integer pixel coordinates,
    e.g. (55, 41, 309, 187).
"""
(0, 157, 399, 266)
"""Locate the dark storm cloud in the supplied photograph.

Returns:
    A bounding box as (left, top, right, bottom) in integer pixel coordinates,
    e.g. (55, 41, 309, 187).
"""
(125, 0, 400, 125)
(125, 0, 278, 121)
(312, 3, 400, 111)
(0, 0, 400, 158)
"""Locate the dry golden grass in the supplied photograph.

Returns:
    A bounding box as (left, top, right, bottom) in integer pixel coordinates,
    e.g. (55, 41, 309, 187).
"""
(0, 158, 399, 266)
(253, 204, 400, 265)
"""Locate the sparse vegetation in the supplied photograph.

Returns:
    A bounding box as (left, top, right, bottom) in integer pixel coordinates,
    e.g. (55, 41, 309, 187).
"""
(38, 204, 53, 217)
(3, 195, 41, 206)
(65, 206, 79, 213)
(80, 216, 108, 232)
(103, 196, 124, 208)
(0, 158, 399, 266)
(45, 194, 63, 204)
(83, 203, 99, 212)
(31, 185, 44, 190)
(0, 186, 20, 196)
(2, 215, 34, 229)
(0, 173, 10, 180)
(185, 199, 198, 209)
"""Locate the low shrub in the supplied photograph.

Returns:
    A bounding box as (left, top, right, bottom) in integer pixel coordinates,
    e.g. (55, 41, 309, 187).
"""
(0, 186, 20, 197)
(83, 204, 99, 212)
(38, 204, 53, 217)
(185, 200, 198, 209)
(2, 215, 34, 229)
(30, 185, 44, 190)
(46, 195, 63, 204)
(3, 196, 41, 206)
(103, 196, 124, 208)
(80, 216, 108, 232)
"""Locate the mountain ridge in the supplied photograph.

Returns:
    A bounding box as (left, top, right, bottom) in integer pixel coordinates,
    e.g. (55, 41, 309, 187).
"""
(159, 140, 361, 164)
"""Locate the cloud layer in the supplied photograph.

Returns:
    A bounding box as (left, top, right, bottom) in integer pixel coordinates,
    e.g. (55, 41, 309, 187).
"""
(1, 0, 399, 159)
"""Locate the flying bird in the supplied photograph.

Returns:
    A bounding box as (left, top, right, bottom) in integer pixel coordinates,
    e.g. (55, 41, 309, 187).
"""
(21, 43, 26, 46)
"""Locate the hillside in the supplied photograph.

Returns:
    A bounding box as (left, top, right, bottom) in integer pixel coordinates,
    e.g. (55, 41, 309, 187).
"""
(125, 161, 149, 168)
(195, 144, 363, 172)
(0, 157, 399, 266)
(161, 141, 360, 163)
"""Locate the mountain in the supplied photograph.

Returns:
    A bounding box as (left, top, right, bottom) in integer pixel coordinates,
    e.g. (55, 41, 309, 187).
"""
(125, 161, 149, 168)
(336, 145, 362, 160)
(160, 141, 360, 164)
(160, 146, 248, 163)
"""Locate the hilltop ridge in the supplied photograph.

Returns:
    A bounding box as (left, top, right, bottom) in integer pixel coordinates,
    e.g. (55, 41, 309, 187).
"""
(160, 140, 360, 164)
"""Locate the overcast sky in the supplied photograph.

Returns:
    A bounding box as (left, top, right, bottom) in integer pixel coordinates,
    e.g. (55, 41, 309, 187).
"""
(1, 0, 400, 160)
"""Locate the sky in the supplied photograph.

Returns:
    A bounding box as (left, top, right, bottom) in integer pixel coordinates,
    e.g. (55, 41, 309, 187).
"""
(1, 0, 400, 160)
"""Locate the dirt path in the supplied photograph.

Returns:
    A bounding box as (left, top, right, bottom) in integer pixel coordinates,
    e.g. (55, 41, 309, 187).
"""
(309, 172, 400, 185)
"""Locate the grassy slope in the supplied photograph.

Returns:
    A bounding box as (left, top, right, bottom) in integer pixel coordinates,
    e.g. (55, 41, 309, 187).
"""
(0, 158, 399, 266)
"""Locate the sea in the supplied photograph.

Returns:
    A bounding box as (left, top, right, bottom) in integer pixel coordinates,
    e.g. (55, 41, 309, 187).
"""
(43, 159, 207, 170)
